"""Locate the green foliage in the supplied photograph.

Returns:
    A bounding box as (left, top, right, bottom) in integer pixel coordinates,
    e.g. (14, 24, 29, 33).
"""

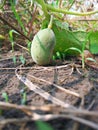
(36, 121, 53, 130)
(41, 17, 98, 68)
(54, 20, 70, 30)
(0, 0, 6, 9)
(86, 57, 96, 62)
(10, 0, 26, 34)
(12, 55, 26, 65)
(65, 32, 91, 68)
(41, 17, 98, 66)
(21, 92, 27, 105)
(89, 31, 98, 54)
(55, 51, 62, 59)
(9, 30, 19, 51)
(27, 41, 32, 52)
(19, 55, 26, 65)
(52, 20, 87, 55)
(41, 19, 87, 56)
(12, 56, 17, 64)
(2, 92, 9, 102)
(69, 0, 74, 4)
(37, 0, 98, 58)
(51, 0, 59, 7)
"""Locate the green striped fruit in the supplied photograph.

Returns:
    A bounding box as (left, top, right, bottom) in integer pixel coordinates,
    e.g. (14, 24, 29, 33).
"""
(31, 28, 56, 65)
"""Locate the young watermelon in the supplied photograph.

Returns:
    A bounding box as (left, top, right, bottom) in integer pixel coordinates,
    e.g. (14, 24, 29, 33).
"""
(31, 28, 56, 65)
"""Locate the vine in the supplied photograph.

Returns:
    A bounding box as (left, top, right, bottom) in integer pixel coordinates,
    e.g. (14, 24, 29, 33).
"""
(36, 0, 98, 17)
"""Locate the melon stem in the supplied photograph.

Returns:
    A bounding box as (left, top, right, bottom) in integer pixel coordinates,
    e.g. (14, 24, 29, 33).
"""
(48, 15, 53, 29)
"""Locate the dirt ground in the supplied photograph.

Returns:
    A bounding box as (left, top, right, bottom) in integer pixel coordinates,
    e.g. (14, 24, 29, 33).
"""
(0, 50, 98, 130)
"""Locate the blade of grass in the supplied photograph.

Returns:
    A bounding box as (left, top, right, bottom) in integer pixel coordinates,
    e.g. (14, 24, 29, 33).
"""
(9, 29, 19, 51)
(0, 0, 6, 9)
(64, 47, 82, 54)
(36, 121, 53, 130)
(10, 0, 26, 35)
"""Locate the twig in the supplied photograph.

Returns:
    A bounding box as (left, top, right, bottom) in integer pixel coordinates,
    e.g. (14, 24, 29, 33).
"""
(0, 101, 58, 112)
(27, 5, 37, 37)
(0, 117, 31, 125)
(32, 113, 98, 130)
(46, 4, 98, 16)
(15, 68, 75, 109)
(15, 42, 29, 51)
(0, 101, 98, 117)
(67, 18, 98, 21)
(28, 74, 81, 98)
(0, 114, 98, 129)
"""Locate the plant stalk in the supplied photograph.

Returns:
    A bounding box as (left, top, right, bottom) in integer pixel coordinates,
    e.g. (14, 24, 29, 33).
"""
(46, 4, 98, 16)
(48, 15, 53, 29)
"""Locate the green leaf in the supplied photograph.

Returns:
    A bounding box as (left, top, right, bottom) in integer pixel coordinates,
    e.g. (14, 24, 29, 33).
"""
(9, 30, 19, 41)
(69, 0, 74, 4)
(52, 21, 87, 55)
(27, 41, 32, 52)
(41, 19, 49, 29)
(21, 92, 27, 105)
(56, 51, 62, 59)
(54, 20, 70, 30)
(9, 30, 19, 51)
(65, 47, 82, 54)
(0, 0, 6, 9)
(89, 31, 98, 54)
(2, 92, 9, 102)
(12, 56, 17, 64)
(36, 121, 53, 130)
(41, 19, 87, 56)
(19, 55, 26, 65)
(86, 57, 96, 63)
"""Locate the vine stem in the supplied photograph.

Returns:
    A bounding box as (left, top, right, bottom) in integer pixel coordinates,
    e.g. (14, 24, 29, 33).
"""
(48, 15, 53, 29)
(46, 4, 98, 16)
(36, 1, 98, 19)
